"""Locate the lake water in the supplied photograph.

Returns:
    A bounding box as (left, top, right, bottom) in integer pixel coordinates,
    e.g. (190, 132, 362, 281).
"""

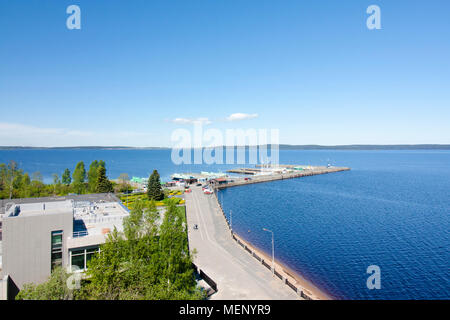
(1, 149, 449, 299)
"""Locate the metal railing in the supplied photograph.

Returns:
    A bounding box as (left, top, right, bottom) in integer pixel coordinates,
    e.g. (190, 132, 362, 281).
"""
(72, 230, 88, 238)
(213, 188, 316, 300)
(74, 215, 126, 225)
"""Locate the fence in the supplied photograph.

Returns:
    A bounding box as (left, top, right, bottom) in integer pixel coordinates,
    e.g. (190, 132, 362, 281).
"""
(213, 189, 315, 300)
(252, 252, 262, 262)
(286, 278, 298, 292)
(200, 269, 217, 293)
(274, 270, 283, 280)
(192, 263, 217, 296)
(74, 215, 126, 225)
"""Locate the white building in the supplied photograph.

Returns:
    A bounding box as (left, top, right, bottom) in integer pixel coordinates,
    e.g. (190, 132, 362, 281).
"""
(0, 194, 129, 299)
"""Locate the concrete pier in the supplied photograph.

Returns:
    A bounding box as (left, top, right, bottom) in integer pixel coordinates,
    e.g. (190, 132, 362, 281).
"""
(219, 166, 350, 189)
(183, 165, 349, 299)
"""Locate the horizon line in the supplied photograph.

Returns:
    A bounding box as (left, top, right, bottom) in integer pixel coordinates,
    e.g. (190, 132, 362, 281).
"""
(1, 144, 450, 150)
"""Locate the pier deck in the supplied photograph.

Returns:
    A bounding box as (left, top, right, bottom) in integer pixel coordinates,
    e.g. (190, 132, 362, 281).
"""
(220, 166, 350, 189)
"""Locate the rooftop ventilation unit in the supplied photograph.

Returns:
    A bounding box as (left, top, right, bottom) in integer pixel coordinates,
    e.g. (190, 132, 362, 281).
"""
(9, 205, 20, 217)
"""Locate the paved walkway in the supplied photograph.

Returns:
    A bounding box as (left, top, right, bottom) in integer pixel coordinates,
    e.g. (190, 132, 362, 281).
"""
(185, 186, 299, 300)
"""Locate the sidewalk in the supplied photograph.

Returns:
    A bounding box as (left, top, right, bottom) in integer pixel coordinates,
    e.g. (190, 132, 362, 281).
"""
(185, 186, 299, 300)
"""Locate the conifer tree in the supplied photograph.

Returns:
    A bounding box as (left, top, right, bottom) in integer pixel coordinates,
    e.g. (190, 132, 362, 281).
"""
(96, 166, 113, 193)
(62, 168, 71, 185)
(147, 170, 164, 201)
(72, 162, 86, 194)
(87, 160, 99, 192)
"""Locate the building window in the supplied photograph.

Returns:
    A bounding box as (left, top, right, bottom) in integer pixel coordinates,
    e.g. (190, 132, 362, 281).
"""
(51, 230, 63, 271)
(69, 246, 100, 272)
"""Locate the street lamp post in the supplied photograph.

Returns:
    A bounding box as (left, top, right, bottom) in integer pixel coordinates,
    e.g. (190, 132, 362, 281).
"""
(263, 228, 274, 277)
(230, 210, 232, 232)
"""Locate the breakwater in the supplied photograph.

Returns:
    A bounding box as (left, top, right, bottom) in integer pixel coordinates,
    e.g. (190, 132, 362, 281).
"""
(218, 166, 350, 189)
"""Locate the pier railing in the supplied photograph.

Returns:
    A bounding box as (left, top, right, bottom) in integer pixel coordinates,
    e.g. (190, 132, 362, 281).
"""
(213, 189, 316, 300)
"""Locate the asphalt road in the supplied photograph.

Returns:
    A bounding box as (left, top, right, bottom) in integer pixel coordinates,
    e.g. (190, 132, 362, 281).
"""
(185, 186, 299, 300)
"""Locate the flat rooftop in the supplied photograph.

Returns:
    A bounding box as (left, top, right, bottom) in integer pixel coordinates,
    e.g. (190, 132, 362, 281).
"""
(0, 194, 130, 240)
(0, 193, 119, 215)
(72, 200, 129, 237)
(4, 200, 73, 218)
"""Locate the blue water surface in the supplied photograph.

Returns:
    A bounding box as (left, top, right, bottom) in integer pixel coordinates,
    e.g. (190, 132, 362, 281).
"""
(218, 150, 450, 299)
(0, 149, 449, 299)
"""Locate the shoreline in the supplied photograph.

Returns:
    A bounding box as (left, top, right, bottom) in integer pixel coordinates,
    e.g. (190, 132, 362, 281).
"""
(232, 232, 334, 300)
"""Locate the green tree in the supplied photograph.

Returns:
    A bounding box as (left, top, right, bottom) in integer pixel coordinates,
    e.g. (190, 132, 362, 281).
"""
(87, 160, 105, 192)
(0, 163, 6, 198)
(87, 160, 99, 192)
(117, 173, 131, 193)
(157, 201, 197, 296)
(19, 173, 31, 197)
(0, 162, 27, 199)
(12, 198, 203, 300)
(83, 200, 203, 300)
(52, 173, 62, 195)
(52, 173, 60, 185)
(147, 170, 164, 201)
(15, 267, 77, 300)
(6, 161, 20, 199)
(61, 168, 71, 185)
(32, 171, 43, 183)
(72, 161, 86, 194)
(96, 166, 113, 193)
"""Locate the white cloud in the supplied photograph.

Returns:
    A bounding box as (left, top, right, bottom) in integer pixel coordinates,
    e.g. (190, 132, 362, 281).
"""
(0, 122, 160, 147)
(0, 122, 64, 135)
(171, 117, 212, 125)
(226, 113, 259, 121)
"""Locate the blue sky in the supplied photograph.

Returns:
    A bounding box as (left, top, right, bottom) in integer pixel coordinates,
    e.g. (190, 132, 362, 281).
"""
(0, 0, 449, 147)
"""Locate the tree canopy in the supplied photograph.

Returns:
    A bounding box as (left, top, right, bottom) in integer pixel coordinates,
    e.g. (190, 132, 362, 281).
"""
(62, 168, 71, 185)
(96, 166, 113, 193)
(0, 160, 116, 199)
(87, 160, 106, 193)
(72, 161, 86, 194)
(17, 200, 205, 300)
(147, 170, 164, 201)
(81, 200, 203, 300)
(15, 267, 77, 300)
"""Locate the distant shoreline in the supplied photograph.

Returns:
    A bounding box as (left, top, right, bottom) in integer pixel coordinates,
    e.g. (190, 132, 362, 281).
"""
(1, 144, 450, 150)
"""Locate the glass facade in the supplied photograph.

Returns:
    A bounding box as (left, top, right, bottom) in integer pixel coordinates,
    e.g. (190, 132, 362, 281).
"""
(69, 246, 100, 272)
(51, 230, 63, 271)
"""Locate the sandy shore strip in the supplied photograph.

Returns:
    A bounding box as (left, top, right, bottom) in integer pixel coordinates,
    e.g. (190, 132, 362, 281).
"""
(232, 233, 334, 300)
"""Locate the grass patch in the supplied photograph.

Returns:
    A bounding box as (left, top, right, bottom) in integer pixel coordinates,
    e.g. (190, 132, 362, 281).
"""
(120, 192, 185, 210)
